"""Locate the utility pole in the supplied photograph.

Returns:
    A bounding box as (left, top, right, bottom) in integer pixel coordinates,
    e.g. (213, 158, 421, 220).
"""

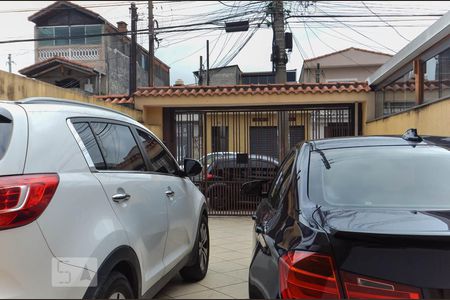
(206, 40, 210, 85)
(148, 0, 155, 86)
(198, 56, 204, 85)
(6, 54, 14, 73)
(271, 0, 287, 83)
(129, 2, 138, 96)
(271, 0, 289, 160)
(316, 63, 320, 83)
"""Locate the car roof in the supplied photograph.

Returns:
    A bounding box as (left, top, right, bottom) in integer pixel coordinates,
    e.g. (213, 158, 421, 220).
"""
(10, 97, 141, 127)
(309, 135, 450, 151)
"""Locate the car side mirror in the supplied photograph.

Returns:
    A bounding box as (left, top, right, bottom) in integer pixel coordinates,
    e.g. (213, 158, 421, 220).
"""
(241, 180, 267, 196)
(183, 158, 202, 177)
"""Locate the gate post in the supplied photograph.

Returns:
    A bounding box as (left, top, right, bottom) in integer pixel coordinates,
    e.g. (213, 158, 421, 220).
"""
(163, 108, 176, 155)
(278, 110, 290, 161)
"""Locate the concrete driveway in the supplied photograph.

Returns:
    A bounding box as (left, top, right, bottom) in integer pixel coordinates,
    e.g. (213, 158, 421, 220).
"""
(156, 216, 254, 299)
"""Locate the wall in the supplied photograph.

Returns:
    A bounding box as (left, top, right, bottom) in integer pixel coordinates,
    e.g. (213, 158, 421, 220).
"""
(302, 66, 381, 83)
(198, 67, 240, 85)
(0, 70, 142, 122)
(365, 96, 450, 136)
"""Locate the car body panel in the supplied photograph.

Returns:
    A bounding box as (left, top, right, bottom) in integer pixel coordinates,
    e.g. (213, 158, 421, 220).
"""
(93, 172, 169, 293)
(163, 176, 202, 273)
(0, 222, 89, 298)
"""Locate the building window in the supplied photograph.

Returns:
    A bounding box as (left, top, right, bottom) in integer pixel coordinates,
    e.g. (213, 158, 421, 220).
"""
(424, 47, 450, 103)
(54, 26, 70, 46)
(37, 27, 53, 46)
(70, 26, 85, 45)
(375, 67, 416, 117)
(85, 25, 102, 44)
(37, 25, 102, 46)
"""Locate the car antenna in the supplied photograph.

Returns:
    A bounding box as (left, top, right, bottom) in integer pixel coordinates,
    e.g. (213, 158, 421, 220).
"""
(402, 128, 423, 143)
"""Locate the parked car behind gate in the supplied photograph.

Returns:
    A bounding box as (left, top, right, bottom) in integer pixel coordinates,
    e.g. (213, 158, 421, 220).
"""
(248, 130, 450, 299)
(0, 98, 208, 299)
(204, 154, 278, 212)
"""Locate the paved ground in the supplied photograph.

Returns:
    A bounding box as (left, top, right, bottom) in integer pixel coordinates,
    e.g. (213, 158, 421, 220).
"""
(156, 216, 254, 299)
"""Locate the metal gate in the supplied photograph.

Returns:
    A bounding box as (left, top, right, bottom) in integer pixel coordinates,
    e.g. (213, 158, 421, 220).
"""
(174, 105, 356, 216)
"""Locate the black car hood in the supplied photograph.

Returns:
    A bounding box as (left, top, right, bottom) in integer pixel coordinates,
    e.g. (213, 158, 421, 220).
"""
(321, 208, 450, 236)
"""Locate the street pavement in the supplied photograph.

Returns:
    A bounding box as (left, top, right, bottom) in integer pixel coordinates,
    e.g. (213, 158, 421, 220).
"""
(156, 216, 254, 299)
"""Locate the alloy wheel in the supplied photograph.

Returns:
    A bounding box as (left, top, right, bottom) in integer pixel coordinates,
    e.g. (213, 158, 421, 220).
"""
(198, 222, 209, 272)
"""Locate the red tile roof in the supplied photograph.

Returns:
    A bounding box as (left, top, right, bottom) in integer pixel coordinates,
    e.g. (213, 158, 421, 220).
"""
(133, 82, 371, 98)
(19, 57, 97, 76)
(94, 94, 134, 104)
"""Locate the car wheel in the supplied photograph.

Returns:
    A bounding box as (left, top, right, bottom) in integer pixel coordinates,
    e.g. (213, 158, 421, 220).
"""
(94, 271, 134, 299)
(180, 215, 209, 282)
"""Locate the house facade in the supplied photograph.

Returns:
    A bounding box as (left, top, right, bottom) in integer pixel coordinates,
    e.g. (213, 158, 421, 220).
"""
(299, 47, 392, 83)
(193, 65, 297, 85)
(366, 10, 450, 135)
(19, 1, 170, 95)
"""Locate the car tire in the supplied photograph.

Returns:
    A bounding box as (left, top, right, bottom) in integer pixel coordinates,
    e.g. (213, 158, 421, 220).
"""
(93, 271, 134, 299)
(180, 215, 209, 282)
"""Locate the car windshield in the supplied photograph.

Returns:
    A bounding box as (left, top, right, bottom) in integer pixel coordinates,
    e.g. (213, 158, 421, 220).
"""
(308, 145, 450, 209)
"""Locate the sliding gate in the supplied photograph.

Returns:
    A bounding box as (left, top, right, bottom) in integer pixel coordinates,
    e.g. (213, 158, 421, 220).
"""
(174, 105, 357, 216)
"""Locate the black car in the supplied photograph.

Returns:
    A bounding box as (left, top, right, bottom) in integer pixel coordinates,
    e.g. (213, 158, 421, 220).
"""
(248, 130, 450, 299)
(204, 154, 278, 211)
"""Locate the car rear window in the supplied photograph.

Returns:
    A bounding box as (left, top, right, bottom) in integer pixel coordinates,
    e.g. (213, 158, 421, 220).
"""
(0, 114, 12, 160)
(308, 145, 450, 209)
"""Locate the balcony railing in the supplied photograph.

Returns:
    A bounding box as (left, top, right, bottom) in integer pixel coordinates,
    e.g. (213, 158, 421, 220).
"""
(38, 46, 100, 61)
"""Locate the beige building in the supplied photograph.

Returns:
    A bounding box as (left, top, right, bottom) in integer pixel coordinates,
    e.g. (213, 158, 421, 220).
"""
(19, 1, 170, 95)
(299, 47, 392, 83)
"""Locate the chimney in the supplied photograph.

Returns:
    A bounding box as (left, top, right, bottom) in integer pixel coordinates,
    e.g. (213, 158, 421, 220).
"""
(117, 21, 128, 33)
(174, 79, 185, 86)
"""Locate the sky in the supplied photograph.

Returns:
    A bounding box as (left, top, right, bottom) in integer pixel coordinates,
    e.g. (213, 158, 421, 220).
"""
(0, 1, 449, 85)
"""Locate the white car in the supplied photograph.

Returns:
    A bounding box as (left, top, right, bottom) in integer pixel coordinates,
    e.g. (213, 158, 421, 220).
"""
(0, 98, 209, 299)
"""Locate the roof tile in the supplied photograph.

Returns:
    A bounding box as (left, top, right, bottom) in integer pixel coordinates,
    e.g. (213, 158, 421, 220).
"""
(94, 94, 134, 104)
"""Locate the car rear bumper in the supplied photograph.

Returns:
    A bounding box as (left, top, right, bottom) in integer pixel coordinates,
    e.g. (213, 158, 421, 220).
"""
(0, 222, 88, 298)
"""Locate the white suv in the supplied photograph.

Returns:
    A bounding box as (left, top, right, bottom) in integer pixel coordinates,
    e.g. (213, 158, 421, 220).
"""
(0, 98, 209, 299)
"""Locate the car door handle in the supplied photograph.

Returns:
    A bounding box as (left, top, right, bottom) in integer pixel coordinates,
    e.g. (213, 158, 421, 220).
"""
(112, 193, 131, 203)
(165, 190, 175, 197)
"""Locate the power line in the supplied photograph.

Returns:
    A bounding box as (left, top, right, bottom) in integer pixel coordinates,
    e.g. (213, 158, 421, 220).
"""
(286, 22, 315, 72)
(361, 1, 411, 42)
(0, 1, 149, 14)
(304, 24, 316, 57)
(304, 22, 375, 73)
(286, 13, 444, 19)
(313, 6, 396, 53)
(302, 21, 389, 52)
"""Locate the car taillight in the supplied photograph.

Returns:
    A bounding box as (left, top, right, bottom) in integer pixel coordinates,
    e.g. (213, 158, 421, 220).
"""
(0, 174, 59, 230)
(206, 173, 215, 180)
(279, 251, 341, 299)
(279, 250, 421, 299)
(341, 271, 421, 299)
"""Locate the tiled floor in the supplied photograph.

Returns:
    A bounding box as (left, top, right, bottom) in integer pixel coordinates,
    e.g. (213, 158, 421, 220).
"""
(156, 216, 254, 299)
